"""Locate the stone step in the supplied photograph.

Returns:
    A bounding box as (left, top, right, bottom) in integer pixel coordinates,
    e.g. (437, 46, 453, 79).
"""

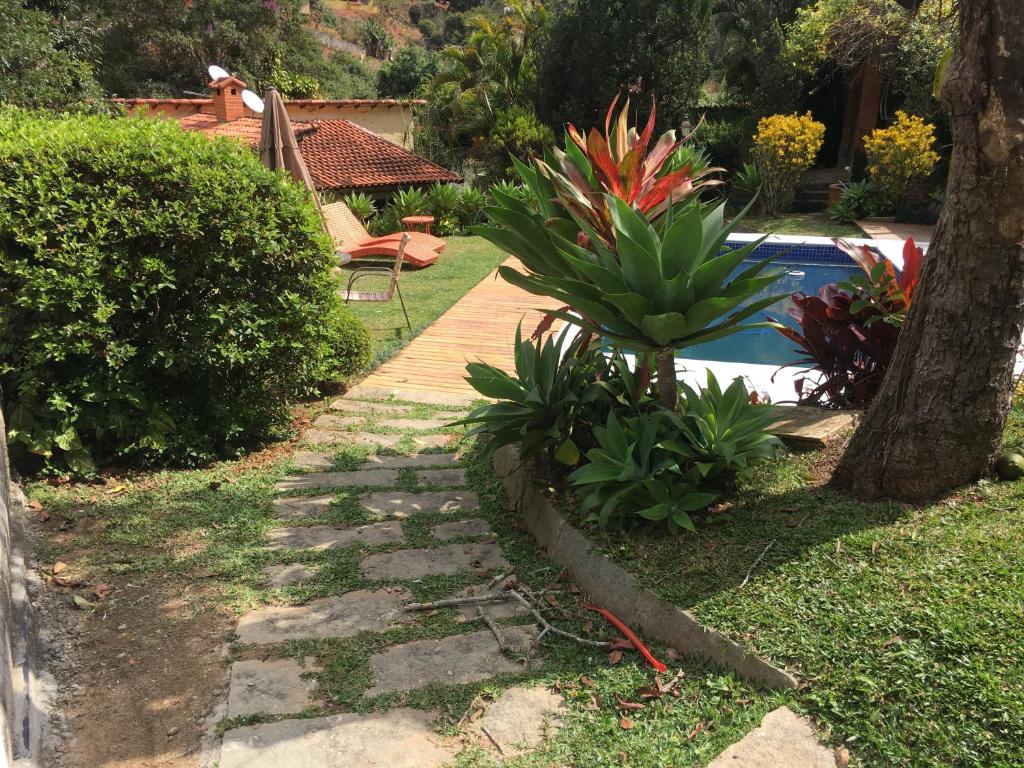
(361, 543, 508, 580)
(416, 468, 467, 487)
(272, 495, 334, 520)
(313, 414, 363, 430)
(276, 469, 399, 491)
(226, 657, 320, 719)
(378, 417, 458, 431)
(220, 708, 455, 768)
(263, 563, 318, 586)
(707, 706, 840, 767)
(364, 625, 537, 697)
(329, 399, 413, 415)
(468, 686, 565, 758)
(236, 589, 413, 645)
(265, 521, 403, 552)
(292, 451, 335, 470)
(361, 453, 459, 470)
(432, 518, 492, 541)
(360, 490, 478, 517)
(301, 430, 402, 448)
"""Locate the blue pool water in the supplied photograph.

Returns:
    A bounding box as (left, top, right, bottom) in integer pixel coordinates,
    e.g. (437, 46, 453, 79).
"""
(679, 256, 860, 367)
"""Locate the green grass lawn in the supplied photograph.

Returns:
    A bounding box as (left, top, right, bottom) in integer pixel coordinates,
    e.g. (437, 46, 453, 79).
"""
(340, 235, 506, 369)
(575, 405, 1024, 767)
(736, 212, 863, 239)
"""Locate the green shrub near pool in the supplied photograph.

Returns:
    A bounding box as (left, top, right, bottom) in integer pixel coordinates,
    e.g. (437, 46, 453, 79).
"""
(0, 108, 369, 474)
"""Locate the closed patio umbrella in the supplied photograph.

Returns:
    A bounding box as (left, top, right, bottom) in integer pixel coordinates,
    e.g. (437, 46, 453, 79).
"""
(258, 87, 324, 217)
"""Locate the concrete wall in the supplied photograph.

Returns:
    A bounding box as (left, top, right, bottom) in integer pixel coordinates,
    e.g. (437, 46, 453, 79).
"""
(0, 407, 15, 767)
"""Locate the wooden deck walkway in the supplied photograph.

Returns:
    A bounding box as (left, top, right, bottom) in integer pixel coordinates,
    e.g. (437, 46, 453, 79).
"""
(346, 258, 563, 404)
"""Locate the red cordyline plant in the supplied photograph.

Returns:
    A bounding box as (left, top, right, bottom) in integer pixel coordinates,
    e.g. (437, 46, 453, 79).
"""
(774, 238, 924, 407)
(535, 96, 723, 245)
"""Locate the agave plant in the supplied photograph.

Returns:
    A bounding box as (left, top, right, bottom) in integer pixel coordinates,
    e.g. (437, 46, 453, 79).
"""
(427, 182, 461, 217)
(475, 191, 787, 408)
(343, 191, 376, 223)
(391, 187, 429, 218)
(457, 186, 488, 226)
(456, 325, 607, 464)
(533, 97, 724, 245)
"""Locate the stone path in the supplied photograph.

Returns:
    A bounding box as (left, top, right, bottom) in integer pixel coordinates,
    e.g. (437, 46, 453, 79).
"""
(216, 396, 840, 767)
(216, 398, 555, 766)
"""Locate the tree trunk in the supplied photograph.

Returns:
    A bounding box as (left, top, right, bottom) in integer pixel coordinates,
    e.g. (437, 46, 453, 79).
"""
(655, 348, 677, 410)
(832, 0, 1024, 501)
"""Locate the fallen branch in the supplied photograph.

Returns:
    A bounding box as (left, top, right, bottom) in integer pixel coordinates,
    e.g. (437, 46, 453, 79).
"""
(487, 569, 515, 590)
(508, 590, 611, 649)
(403, 593, 509, 612)
(740, 539, 776, 588)
(477, 607, 508, 654)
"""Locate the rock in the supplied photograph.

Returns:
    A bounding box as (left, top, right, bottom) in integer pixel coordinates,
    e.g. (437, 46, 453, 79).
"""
(272, 495, 334, 520)
(995, 452, 1024, 481)
(276, 470, 399, 490)
(364, 626, 537, 696)
(236, 590, 414, 645)
(226, 657, 320, 718)
(432, 519, 492, 541)
(265, 522, 403, 552)
(263, 563, 317, 587)
(416, 468, 468, 487)
(360, 490, 478, 518)
(706, 707, 839, 768)
(470, 686, 565, 757)
(219, 709, 454, 768)
(361, 543, 509, 580)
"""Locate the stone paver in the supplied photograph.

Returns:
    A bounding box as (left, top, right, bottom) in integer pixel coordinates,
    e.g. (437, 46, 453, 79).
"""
(263, 563, 318, 586)
(276, 469, 398, 491)
(236, 589, 412, 644)
(360, 453, 459, 470)
(360, 490, 478, 517)
(379, 418, 456, 431)
(272, 495, 334, 520)
(432, 519, 493, 541)
(365, 625, 537, 696)
(408, 434, 456, 449)
(767, 406, 856, 449)
(707, 707, 839, 768)
(265, 522, 403, 552)
(329, 399, 412, 415)
(361, 543, 508, 580)
(220, 709, 455, 768)
(227, 657, 320, 718)
(301, 430, 403, 448)
(292, 451, 335, 470)
(454, 585, 530, 622)
(417, 468, 467, 487)
(313, 413, 365, 430)
(470, 686, 565, 757)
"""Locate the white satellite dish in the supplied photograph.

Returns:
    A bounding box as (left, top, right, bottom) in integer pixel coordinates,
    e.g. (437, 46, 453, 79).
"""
(208, 64, 230, 81)
(242, 90, 265, 114)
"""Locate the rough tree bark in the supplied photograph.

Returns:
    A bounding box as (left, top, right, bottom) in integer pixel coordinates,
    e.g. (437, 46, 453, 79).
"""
(655, 348, 677, 409)
(832, 0, 1024, 501)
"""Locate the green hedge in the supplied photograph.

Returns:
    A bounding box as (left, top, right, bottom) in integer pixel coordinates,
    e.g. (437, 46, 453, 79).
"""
(0, 109, 369, 473)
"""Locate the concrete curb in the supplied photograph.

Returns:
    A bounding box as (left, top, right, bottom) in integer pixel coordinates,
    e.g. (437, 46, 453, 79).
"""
(493, 445, 798, 691)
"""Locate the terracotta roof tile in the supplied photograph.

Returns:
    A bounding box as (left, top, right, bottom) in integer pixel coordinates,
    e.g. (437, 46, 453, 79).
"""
(297, 120, 460, 190)
(176, 114, 460, 190)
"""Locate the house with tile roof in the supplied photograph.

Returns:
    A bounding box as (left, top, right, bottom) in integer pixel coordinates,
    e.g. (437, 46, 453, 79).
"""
(116, 78, 460, 197)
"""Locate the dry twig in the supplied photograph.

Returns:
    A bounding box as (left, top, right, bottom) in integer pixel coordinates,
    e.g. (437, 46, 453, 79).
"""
(740, 539, 776, 588)
(508, 590, 611, 649)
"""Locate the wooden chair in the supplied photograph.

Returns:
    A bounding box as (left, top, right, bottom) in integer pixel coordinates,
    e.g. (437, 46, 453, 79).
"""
(340, 233, 412, 330)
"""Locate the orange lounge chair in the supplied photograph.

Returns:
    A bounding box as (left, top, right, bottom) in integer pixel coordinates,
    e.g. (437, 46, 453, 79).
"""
(322, 201, 445, 268)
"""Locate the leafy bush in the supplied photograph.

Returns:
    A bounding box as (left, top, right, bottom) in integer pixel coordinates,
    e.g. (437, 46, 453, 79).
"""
(863, 110, 940, 204)
(377, 45, 438, 97)
(730, 162, 762, 210)
(427, 182, 460, 218)
(456, 186, 488, 227)
(391, 187, 429, 218)
(343, 191, 376, 223)
(367, 206, 402, 237)
(775, 237, 922, 406)
(693, 118, 753, 174)
(360, 19, 395, 60)
(0, 110, 363, 473)
(751, 112, 825, 216)
(489, 180, 532, 207)
(319, 303, 372, 382)
(486, 105, 555, 177)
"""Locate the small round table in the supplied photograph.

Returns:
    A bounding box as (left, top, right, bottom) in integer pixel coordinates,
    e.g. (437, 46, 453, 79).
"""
(401, 215, 436, 235)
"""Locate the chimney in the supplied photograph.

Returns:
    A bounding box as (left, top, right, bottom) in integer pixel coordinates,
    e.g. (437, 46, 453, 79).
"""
(209, 75, 247, 123)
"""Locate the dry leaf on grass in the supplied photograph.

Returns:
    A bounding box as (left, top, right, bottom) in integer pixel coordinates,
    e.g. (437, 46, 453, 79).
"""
(619, 717, 634, 730)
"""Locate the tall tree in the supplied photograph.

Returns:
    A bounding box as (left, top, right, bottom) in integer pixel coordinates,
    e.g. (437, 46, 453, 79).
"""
(832, 0, 1024, 500)
(534, 0, 714, 131)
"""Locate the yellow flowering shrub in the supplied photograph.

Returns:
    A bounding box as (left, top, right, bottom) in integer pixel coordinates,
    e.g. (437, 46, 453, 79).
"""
(863, 110, 939, 202)
(751, 112, 825, 215)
